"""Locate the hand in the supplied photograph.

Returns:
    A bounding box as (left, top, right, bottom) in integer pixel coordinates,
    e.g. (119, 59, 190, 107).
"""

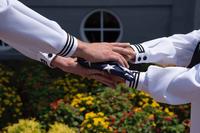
(51, 56, 119, 88)
(111, 43, 136, 62)
(73, 40, 131, 68)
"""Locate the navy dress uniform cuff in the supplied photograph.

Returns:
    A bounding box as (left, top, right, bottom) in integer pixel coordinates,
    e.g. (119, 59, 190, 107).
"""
(38, 52, 56, 68)
(130, 43, 150, 64)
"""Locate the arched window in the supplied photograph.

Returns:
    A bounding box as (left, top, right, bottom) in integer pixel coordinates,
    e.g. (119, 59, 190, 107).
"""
(81, 10, 123, 42)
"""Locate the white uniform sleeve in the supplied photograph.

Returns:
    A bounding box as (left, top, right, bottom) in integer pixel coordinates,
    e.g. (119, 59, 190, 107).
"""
(130, 30, 200, 67)
(137, 64, 200, 105)
(0, 0, 78, 66)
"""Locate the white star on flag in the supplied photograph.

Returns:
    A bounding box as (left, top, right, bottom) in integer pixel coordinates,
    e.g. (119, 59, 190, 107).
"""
(103, 64, 115, 73)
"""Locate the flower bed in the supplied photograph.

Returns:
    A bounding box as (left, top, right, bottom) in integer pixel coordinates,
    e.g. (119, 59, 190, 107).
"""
(0, 62, 190, 132)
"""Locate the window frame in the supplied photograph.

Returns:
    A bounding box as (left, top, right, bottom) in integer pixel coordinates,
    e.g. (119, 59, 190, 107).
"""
(80, 9, 123, 42)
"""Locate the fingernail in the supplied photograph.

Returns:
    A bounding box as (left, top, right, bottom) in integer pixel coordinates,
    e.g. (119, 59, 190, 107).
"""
(127, 64, 130, 68)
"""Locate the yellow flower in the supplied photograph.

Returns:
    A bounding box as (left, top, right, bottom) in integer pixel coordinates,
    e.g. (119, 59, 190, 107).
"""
(164, 108, 170, 113)
(152, 122, 156, 127)
(142, 103, 148, 108)
(79, 107, 86, 112)
(109, 127, 113, 131)
(168, 112, 175, 116)
(76, 93, 83, 98)
(139, 101, 143, 106)
(148, 114, 154, 120)
(98, 112, 104, 117)
(85, 112, 96, 119)
(87, 124, 92, 128)
(142, 98, 149, 103)
(131, 93, 136, 98)
(164, 108, 174, 116)
(71, 98, 81, 107)
(101, 121, 109, 129)
(133, 107, 142, 113)
(93, 118, 100, 126)
(86, 100, 93, 105)
(151, 101, 160, 108)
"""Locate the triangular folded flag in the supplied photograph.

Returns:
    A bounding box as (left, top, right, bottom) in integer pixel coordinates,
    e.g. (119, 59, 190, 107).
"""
(77, 58, 140, 89)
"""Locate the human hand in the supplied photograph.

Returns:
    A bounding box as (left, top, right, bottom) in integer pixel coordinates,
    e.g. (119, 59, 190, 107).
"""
(51, 56, 119, 88)
(110, 43, 136, 63)
(77, 59, 141, 89)
(73, 40, 131, 68)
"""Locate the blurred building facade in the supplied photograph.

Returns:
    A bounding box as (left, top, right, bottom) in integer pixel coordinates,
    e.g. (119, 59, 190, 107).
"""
(1, 0, 200, 59)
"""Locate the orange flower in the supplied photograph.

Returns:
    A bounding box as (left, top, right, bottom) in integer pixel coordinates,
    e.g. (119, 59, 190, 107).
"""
(164, 116, 173, 122)
(50, 99, 64, 110)
(148, 114, 155, 121)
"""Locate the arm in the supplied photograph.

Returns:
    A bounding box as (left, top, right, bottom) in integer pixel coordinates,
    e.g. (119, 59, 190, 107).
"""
(127, 64, 200, 105)
(113, 30, 200, 67)
(0, 0, 129, 67)
(0, 0, 77, 66)
(132, 30, 200, 67)
(51, 56, 118, 88)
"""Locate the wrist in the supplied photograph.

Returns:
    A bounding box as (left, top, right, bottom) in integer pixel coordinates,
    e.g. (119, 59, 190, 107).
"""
(51, 56, 63, 68)
(73, 40, 88, 58)
(51, 56, 78, 72)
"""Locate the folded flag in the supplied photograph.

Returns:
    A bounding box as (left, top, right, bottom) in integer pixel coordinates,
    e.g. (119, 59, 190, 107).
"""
(77, 58, 140, 89)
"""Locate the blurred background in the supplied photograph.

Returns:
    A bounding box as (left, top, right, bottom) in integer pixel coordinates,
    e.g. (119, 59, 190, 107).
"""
(0, 0, 199, 132)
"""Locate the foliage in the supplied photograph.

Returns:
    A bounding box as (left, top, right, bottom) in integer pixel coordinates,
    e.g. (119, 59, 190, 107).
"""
(39, 100, 83, 129)
(14, 62, 104, 116)
(0, 62, 191, 132)
(48, 122, 77, 133)
(39, 85, 187, 133)
(81, 112, 112, 133)
(0, 65, 23, 128)
(3, 119, 77, 133)
(15, 63, 55, 116)
(3, 119, 44, 133)
(109, 106, 185, 133)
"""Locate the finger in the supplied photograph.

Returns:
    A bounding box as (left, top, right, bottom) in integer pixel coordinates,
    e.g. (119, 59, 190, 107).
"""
(112, 47, 135, 61)
(110, 43, 131, 48)
(115, 52, 130, 68)
(87, 70, 120, 88)
(111, 75, 125, 84)
(112, 47, 134, 57)
(89, 74, 116, 88)
(89, 71, 116, 86)
(109, 54, 126, 67)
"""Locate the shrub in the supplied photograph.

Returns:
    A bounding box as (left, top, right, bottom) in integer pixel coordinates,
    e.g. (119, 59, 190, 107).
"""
(0, 85, 23, 128)
(0, 62, 190, 132)
(3, 119, 44, 133)
(48, 122, 77, 133)
(0, 65, 23, 128)
(3, 119, 77, 133)
(15, 63, 54, 116)
(80, 112, 112, 133)
(39, 101, 83, 129)
(94, 85, 133, 115)
(15, 62, 104, 116)
(109, 106, 185, 133)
